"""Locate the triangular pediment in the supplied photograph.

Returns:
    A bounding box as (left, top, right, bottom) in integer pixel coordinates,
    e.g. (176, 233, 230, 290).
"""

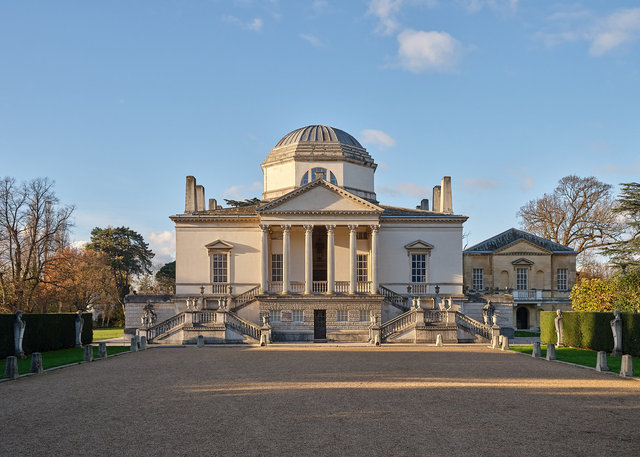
(205, 240, 234, 250)
(258, 180, 383, 214)
(511, 257, 535, 266)
(464, 228, 576, 254)
(496, 239, 551, 255)
(404, 240, 435, 251)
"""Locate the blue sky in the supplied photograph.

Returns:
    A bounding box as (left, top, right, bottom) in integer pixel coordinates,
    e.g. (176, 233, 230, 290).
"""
(2, 0, 639, 264)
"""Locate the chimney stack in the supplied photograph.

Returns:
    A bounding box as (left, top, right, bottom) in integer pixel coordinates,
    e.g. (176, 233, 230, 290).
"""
(419, 198, 430, 210)
(441, 176, 452, 214)
(185, 176, 197, 213)
(209, 198, 218, 211)
(196, 185, 205, 211)
(432, 186, 441, 212)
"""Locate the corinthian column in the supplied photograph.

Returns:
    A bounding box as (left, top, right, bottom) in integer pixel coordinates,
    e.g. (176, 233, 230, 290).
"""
(281, 225, 291, 294)
(370, 224, 379, 294)
(348, 224, 358, 294)
(259, 224, 269, 293)
(304, 225, 314, 294)
(326, 225, 335, 294)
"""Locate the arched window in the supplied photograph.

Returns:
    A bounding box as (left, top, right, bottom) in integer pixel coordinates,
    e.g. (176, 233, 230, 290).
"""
(301, 168, 337, 185)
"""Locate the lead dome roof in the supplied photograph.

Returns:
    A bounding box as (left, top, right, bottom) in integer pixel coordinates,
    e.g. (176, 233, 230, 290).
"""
(264, 125, 375, 167)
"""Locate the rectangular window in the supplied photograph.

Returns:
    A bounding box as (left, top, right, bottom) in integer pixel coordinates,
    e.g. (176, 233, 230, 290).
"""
(212, 253, 228, 283)
(472, 268, 484, 290)
(356, 232, 368, 240)
(411, 254, 427, 283)
(271, 254, 283, 282)
(557, 268, 568, 290)
(359, 310, 369, 322)
(516, 268, 528, 290)
(292, 309, 304, 322)
(357, 254, 368, 282)
(269, 310, 281, 323)
(336, 310, 348, 322)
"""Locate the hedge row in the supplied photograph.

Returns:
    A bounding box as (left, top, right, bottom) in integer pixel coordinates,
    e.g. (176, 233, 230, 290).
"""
(0, 313, 93, 359)
(541, 310, 640, 357)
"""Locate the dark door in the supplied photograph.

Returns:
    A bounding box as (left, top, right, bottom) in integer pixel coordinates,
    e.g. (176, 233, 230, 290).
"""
(314, 309, 326, 340)
(516, 307, 529, 329)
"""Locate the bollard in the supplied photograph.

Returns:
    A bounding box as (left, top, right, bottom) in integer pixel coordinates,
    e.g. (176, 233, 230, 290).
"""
(83, 344, 93, 362)
(97, 342, 107, 359)
(130, 336, 138, 352)
(5, 356, 19, 379)
(30, 353, 43, 374)
(140, 336, 147, 350)
(596, 351, 609, 372)
(546, 343, 556, 361)
(260, 333, 267, 347)
(491, 335, 499, 349)
(620, 355, 634, 377)
(501, 336, 510, 351)
(532, 342, 542, 358)
(435, 334, 443, 347)
(374, 334, 381, 346)
(197, 335, 204, 348)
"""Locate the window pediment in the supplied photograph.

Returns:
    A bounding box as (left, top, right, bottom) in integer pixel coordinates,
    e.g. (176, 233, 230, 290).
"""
(511, 257, 534, 268)
(405, 240, 434, 254)
(205, 240, 234, 252)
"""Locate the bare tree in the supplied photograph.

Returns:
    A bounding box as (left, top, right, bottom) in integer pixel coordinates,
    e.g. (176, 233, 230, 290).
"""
(0, 177, 74, 312)
(517, 175, 623, 257)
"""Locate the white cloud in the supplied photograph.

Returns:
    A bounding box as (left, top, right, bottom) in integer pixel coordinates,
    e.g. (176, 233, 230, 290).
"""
(300, 34, 324, 47)
(378, 182, 430, 198)
(224, 15, 263, 32)
(70, 240, 88, 250)
(222, 181, 262, 201)
(397, 29, 461, 72)
(368, 0, 404, 35)
(462, 178, 499, 189)
(149, 230, 176, 264)
(536, 7, 640, 56)
(458, 0, 518, 13)
(589, 8, 640, 56)
(521, 176, 535, 191)
(360, 129, 396, 148)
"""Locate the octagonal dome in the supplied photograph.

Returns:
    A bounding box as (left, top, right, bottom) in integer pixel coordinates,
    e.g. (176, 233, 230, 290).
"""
(265, 125, 375, 166)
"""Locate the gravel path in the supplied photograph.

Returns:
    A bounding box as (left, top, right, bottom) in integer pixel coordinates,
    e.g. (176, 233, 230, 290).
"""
(1, 345, 639, 457)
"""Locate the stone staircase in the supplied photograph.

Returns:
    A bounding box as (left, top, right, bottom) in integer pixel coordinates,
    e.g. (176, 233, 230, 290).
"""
(379, 286, 410, 312)
(379, 307, 494, 343)
(145, 309, 262, 344)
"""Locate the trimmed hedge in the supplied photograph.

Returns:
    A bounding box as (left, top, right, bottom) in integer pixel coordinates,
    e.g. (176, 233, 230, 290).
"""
(0, 313, 93, 359)
(541, 310, 639, 357)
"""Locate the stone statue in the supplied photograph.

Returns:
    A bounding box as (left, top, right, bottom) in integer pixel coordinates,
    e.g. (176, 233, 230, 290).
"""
(14, 310, 26, 358)
(74, 311, 84, 348)
(262, 313, 270, 327)
(197, 294, 205, 310)
(482, 301, 495, 327)
(554, 310, 564, 347)
(610, 309, 623, 357)
(142, 301, 157, 328)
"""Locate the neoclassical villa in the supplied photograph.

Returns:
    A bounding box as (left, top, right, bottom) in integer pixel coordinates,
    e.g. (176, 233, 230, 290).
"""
(125, 126, 517, 343)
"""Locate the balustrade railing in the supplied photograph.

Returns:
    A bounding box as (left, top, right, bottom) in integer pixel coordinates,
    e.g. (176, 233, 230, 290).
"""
(335, 281, 350, 293)
(147, 312, 186, 341)
(380, 309, 416, 339)
(409, 283, 430, 295)
(211, 283, 230, 295)
(232, 285, 261, 311)
(194, 311, 217, 324)
(424, 309, 446, 323)
(454, 312, 492, 340)
(313, 281, 327, 293)
(290, 282, 304, 293)
(267, 281, 282, 293)
(357, 281, 372, 293)
(379, 285, 409, 311)
(225, 311, 261, 340)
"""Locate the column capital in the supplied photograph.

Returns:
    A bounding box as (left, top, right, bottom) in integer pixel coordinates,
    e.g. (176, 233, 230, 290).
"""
(259, 224, 270, 232)
(325, 224, 336, 233)
(347, 224, 358, 232)
(280, 224, 291, 232)
(303, 224, 314, 232)
(369, 224, 380, 233)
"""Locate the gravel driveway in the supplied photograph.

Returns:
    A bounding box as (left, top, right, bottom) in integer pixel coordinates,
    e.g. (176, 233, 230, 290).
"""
(1, 345, 639, 456)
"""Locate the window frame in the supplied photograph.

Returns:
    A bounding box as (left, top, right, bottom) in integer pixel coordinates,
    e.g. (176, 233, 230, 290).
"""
(472, 268, 484, 290)
(557, 268, 568, 291)
(271, 253, 283, 282)
(336, 310, 348, 322)
(357, 254, 368, 282)
(411, 253, 427, 283)
(516, 268, 528, 290)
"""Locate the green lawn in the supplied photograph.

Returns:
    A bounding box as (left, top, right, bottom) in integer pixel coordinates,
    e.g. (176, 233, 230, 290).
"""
(511, 345, 640, 377)
(2, 346, 130, 378)
(513, 330, 540, 337)
(93, 327, 125, 340)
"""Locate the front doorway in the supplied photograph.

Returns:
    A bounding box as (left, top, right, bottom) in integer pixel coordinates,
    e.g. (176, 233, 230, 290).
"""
(516, 306, 529, 329)
(314, 309, 326, 340)
(312, 227, 327, 281)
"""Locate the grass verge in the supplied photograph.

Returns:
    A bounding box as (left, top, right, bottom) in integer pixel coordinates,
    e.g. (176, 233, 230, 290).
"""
(514, 331, 540, 337)
(93, 328, 125, 340)
(511, 344, 640, 377)
(2, 346, 130, 378)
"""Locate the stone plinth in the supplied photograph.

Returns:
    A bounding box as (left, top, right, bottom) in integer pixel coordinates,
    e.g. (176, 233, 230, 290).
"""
(98, 342, 107, 359)
(140, 336, 148, 350)
(83, 344, 93, 362)
(435, 334, 443, 347)
(130, 336, 139, 352)
(501, 337, 509, 351)
(546, 343, 556, 361)
(532, 342, 541, 358)
(620, 355, 634, 377)
(596, 351, 609, 372)
(5, 356, 19, 379)
(30, 352, 43, 374)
